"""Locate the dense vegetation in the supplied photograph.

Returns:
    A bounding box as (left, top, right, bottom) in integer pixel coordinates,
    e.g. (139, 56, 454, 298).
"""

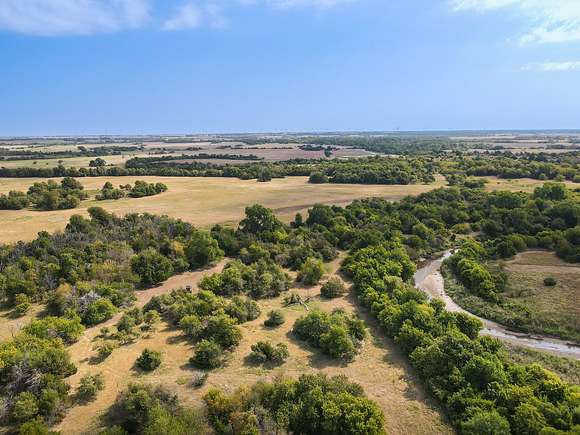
(96, 180, 168, 201)
(0, 177, 88, 210)
(105, 374, 385, 435)
(440, 152, 580, 182)
(0, 155, 436, 185)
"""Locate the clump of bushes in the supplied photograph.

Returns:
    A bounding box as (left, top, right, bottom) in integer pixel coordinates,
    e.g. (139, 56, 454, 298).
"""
(13, 293, 31, 316)
(264, 309, 285, 327)
(248, 341, 289, 365)
(297, 257, 325, 285)
(283, 292, 302, 306)
(108, 384, 210, 434)
(95, 342, 115, 360)
(203, 374, 385, 435)
(77, 373, 105, 401)
(145, 289, 259, 369)
(191, 340, 224, 369)
(27, 177, 88, 210)
(293, 309, 366, 360)
(321, 277, 347, 299)
(544, 277, 557, 286)
(308, 171, 328, 184)
(128, 180, 168, 198)
(200, 259, 290, 299)
(136, 349, 162, 371)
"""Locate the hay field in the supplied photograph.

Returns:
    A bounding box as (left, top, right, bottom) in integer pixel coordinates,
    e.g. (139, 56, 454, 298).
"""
(56, 256, 452, 435)
(0, 176, 447, 244)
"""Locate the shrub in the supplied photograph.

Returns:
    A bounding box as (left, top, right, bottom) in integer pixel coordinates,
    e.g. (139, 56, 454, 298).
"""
(83, 298, 117, 325)
(11, 392, 39, 423)
(297, 257, 325, 285)
(308, 172, 328, 184)
(77, 373, 105, 401)
(264, 310, 285, 327)
(18, 418, 55, 435)
(14, 302, 31, 317)
(14, 294, 31, 316)
(143, 310, 160, 331)
(293, 309, 365, 360)
(131, 248, 174, 287)
(320, 277, 347, 299)
(136, 349, 162, 371)
(185, 231, 224, 269)
(249, 341, 289, 365)
(191, 340, 224, 369)
(95, 342, 115, 360)
(544, 277, 557, 286)
(283, 292, 302, 306)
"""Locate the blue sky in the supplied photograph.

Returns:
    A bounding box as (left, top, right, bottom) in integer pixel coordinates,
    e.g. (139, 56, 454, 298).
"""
(0, 0, 579, 135)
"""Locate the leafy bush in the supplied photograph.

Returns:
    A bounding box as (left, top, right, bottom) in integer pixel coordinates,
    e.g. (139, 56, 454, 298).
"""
(200, 259, 290, 299)
(14, 292, 31, 316)
(131, 248, 174, 286)
(77, 373, 105, 401)
(544, 277, 557, 286)
(136, 349, 162, 371)
(297, 257, 325, 285)
(293, 309, 365, 360)
(185, 231, 224, 269)
(82, 298, 117, 325)
(263, 309, 285, 327)
(191, 340, 224, 369)
(95, 342, 115, 360)
(203, 374, 385, 435)
(248, 341, 289, 365)
(321, 277, 347, 298)
(308, 171, 328, 184)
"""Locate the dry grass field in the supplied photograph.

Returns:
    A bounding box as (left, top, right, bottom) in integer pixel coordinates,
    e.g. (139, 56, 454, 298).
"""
(0, 176, 448, 244)
(56, 256, 452, 435)
(482, 176, 580, 193)
(498, 251, 580, 339)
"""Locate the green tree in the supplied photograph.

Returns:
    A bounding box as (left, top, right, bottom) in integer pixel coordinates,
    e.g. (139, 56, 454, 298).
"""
(186, 231, 224, 269)
(131, 248, 174, 286)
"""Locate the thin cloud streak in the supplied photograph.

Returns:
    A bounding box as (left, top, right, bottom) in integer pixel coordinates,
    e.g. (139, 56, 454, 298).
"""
(450, 0, 580, 44)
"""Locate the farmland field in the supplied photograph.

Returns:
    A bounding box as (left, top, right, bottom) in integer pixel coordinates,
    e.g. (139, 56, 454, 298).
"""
(0, 176, 447, 243)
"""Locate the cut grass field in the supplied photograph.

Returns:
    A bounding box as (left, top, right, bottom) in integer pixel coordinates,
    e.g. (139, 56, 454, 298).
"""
(444, 251, 580, 342)
(0, 176, 447, 244)
(56, 256, 452, 435)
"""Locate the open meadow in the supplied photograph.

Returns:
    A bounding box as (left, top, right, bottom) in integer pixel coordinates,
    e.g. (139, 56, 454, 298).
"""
(0, 176, 447, 243)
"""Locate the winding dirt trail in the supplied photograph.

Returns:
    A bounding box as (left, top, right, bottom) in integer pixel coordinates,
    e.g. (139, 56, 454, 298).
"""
(413, 251, 580, 359)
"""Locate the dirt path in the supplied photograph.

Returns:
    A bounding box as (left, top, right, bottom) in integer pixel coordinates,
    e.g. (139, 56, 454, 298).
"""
(414, 252, 580, 359)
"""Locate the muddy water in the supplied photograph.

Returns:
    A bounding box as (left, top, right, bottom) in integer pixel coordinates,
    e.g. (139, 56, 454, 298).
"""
(413, 251, 580, 359)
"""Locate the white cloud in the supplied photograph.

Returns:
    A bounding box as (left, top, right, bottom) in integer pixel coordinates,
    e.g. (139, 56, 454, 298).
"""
(163, 3, 201, 30)
(450, 0, 580, 44)
(522, 61, 580, 71)
(0, 0, 151, 36)
(265, 0, 355, 8)
(0, 0, 354, 36)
